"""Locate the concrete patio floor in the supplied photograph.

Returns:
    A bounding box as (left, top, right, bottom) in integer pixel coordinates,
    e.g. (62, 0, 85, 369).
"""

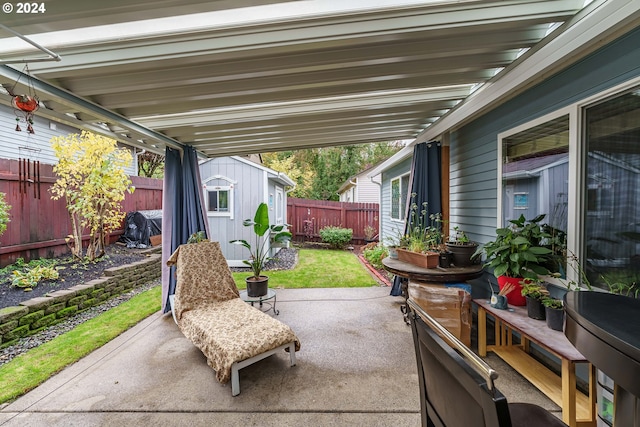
(0, 287, 560, 426)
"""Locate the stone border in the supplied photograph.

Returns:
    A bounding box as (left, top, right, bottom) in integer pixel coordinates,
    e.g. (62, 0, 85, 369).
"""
(0, 250, 161, 348)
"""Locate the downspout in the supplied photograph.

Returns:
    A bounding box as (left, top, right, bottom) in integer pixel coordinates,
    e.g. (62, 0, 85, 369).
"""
(371, 175, 382, 242)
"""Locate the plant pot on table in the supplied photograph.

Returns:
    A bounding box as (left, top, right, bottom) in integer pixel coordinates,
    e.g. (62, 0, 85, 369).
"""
(545, 305, 564, 331)
(246, 276, 269, 297)
(396, 248, 439, 269)
(497, 276, 526, 306)
(445, 242, 479, 267)
(525, 295, 546, 320)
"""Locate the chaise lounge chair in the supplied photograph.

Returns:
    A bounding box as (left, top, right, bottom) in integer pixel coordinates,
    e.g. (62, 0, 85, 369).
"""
(167, 241, 300, 396)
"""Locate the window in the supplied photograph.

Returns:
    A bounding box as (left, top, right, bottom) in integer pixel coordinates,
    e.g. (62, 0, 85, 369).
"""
(583, 86, 640, 290)
(502, 115, 569, 230)
(205, 185, 233, 217)
(500, 114, 570, 279)
(391, 174, 410, 221)
(497, 80, 640, 291)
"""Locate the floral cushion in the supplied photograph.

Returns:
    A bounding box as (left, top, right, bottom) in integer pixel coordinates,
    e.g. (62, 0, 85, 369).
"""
(181, 298, 300, 383)
(167, 241, 300, 384)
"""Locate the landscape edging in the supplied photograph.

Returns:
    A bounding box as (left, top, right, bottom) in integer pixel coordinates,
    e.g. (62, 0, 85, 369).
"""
(0, 252, 161, 348)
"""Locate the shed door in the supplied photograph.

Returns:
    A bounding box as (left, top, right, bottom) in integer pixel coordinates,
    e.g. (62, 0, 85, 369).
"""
(275, 187, 284, 225)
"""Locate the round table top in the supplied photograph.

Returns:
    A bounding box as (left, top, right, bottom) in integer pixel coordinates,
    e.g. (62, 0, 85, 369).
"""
(382, 256, 484, 283)
(239, 288, 276, 302)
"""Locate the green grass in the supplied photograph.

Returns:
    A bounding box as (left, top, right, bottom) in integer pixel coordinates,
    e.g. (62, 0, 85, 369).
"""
(0, 249, 377, 405)
(232, 249, 377, 289)
(0, 286, 161, 404)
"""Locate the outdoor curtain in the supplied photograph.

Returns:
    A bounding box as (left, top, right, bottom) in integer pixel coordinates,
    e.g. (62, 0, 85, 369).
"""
(390, 141, 442, 296)
(161, 146, 210, 313)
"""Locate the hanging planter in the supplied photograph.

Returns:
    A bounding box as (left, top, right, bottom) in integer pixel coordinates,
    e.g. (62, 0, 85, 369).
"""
(12, 95, 39, 113)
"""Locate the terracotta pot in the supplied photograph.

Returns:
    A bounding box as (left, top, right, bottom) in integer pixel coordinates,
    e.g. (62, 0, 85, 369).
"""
(396, 248, 439, 268)
(497, 276, 526, 306)
(246, 276, 269, 297)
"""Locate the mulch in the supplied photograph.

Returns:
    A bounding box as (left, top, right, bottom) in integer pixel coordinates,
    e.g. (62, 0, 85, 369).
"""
(0, 245, 148, 310)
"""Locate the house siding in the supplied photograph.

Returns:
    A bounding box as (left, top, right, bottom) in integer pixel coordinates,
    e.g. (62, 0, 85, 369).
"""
(380, 157, 412, 245)
(0, 104, 137, 175)
(355, 174, 380, 204)
(449, 26, 640, 246)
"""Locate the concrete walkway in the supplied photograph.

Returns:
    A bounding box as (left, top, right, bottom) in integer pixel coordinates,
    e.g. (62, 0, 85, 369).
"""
(0, 287, 558, 426)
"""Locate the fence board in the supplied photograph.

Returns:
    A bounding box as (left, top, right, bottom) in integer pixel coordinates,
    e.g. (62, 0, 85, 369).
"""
(0, 158, 162, 266)
(287, 197, 379, 245)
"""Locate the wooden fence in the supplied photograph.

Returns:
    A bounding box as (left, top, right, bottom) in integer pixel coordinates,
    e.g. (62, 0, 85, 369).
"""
(0, 158, 162, 266)
(287, 197, 379, 245)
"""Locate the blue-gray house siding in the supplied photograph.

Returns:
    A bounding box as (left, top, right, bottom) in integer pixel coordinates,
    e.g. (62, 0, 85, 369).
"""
(450, 26, 640, 246)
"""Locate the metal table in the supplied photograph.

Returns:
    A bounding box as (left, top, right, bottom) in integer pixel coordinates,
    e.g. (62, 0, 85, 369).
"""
(239, 288, 279, 315)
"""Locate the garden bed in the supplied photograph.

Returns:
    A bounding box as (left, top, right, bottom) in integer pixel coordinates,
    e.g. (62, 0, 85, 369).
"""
(0, 245, 149, 310)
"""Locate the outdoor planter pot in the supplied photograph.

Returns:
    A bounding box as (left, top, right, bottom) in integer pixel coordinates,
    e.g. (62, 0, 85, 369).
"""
(396, 248, 439, 269)
(445, 242, 479, 267)
(545, 305, 564, 331)
(525, 295, 546, 320)
(497, 276, 527, 306)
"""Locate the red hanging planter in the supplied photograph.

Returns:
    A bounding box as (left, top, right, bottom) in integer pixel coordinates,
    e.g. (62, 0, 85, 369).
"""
(12, 95, 39, 113)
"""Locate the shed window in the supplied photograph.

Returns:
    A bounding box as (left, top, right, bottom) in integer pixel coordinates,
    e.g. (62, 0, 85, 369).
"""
(205, 185, 233, 217)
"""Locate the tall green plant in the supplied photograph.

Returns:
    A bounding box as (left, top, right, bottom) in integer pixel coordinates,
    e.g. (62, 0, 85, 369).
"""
(50, 131, 134, 261)
(230, 203, 291, 279)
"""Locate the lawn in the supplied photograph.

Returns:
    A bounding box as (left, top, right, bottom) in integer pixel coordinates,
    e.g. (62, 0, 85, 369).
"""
(0, 249, 379, 405)
(232, 249, 378, 289)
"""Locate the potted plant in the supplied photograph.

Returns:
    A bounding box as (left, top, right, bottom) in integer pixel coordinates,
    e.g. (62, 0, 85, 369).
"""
(542, 296, 564, 331)
(363, 224, 377, 243)
(445, 226, 478, 267)
(473, 214, 557, 306)
(230, 202, 292, 297)
(396, 197, 441, 268)
(520, 278, 548, 320)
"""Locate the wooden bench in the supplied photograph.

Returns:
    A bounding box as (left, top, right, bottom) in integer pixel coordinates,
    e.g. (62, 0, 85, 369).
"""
(474, 299, 596, 427)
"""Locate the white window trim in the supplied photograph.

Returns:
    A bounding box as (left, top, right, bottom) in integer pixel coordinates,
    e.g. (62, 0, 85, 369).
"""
(389, 172, 409, 223)
(496, 75, 640, 288)
(202, 174, 236, 219)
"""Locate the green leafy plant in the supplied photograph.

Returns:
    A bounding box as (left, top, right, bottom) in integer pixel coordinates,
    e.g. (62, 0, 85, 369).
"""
(187, 231, 207, 244)
(319, 226, 353, 249)
(520, 278, 549, 300)
(11, 265, 60, 290)
(473, 214, 557, 279)
(449, 226, 471, 244)
(601, 272, 640, 298)
(0, 192, 10, 240)
(362, 243, 389, 269)
(230, 202, 292, 279)
(541, 296, 563, 309)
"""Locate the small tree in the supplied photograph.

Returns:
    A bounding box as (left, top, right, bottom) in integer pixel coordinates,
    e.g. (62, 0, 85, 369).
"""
(51, 131, 134, 261)
(0, 192, 11, 241)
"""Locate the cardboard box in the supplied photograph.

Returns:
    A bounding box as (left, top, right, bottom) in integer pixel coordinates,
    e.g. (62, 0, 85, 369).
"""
(408, 281, 472, 348)
(150, 234, 162, 246)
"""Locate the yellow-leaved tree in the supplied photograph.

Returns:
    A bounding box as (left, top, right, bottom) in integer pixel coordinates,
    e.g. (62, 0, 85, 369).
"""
(50, 131, 134, 261)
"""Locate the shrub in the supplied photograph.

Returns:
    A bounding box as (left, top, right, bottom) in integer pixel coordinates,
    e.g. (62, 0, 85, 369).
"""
(363, 244, 389, 269)
(319, 226, 353, 249)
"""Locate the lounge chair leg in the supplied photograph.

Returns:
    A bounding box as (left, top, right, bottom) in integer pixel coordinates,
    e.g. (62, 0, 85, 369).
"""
(231, 364, 240, 396)
(289, 342, 297, 366)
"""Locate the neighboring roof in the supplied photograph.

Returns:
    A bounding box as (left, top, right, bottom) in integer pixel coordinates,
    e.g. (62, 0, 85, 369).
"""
(0, 0, 611, 158)
(337, 162, 383, 194)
